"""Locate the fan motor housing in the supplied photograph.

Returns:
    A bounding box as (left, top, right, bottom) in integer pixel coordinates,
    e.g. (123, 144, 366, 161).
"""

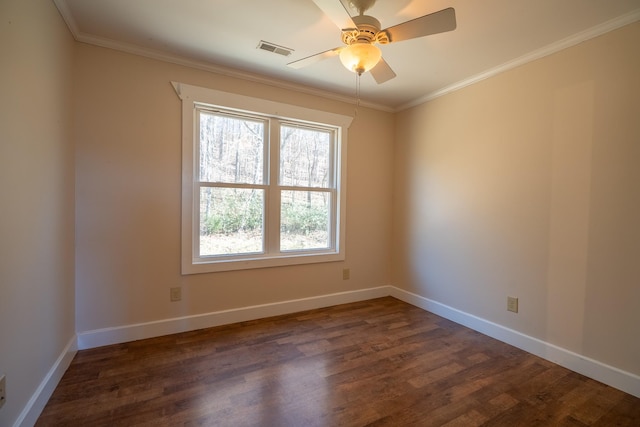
(341, 15, 389, 45)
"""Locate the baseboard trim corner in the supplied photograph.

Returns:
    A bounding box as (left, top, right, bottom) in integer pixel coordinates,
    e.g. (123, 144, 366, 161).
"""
(14, 336, 77, 427)
(388, 286, 640, 399)
(77, 286, 393, 350)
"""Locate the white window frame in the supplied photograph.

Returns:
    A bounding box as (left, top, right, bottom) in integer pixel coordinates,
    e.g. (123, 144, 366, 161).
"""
(172, 82, 352, 274)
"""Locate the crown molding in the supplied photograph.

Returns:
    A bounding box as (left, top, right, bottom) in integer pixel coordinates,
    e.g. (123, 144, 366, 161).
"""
(76, 33, 394, 112)
(397, 8, 640, 111)
(52, 0, 393, 113)
(53, 1, 639, 114)
(52, 0, 80, 36)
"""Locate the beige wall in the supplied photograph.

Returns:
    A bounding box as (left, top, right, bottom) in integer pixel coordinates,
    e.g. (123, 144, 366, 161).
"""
(0, 0, 76, 425)
(4, 1, 638, 421)
(393, 22, 640, 375)
(73, 44, 395, 332)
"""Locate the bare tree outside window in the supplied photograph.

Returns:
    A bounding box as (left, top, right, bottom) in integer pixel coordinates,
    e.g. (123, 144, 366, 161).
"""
(198, 112, 266, 256)
(280, 126, 332, 251)
(196, 111, 336, 257)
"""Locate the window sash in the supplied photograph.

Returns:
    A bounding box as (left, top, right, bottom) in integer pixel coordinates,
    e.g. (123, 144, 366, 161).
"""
(279, 123, 335, 189)
(280, 188, 335, 252)
(196, 108, 269, 186)
(197, 186, 266, 257)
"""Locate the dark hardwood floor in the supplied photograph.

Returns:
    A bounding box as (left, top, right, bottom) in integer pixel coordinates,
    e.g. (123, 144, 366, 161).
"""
(37, 297, 639, 426)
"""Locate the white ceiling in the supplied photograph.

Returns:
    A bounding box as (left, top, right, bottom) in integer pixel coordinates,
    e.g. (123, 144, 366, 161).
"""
(54, 0, 640, 111)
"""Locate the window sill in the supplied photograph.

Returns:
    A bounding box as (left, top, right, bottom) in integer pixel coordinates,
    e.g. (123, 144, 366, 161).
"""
(183, 251, 345, 274)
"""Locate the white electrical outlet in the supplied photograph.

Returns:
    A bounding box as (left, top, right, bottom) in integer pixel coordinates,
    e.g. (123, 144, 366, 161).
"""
(170, 287, 182, 302)
(507, 296, 519, 313)
(0, 374, 6, 410)
(342, 268, 350, 280)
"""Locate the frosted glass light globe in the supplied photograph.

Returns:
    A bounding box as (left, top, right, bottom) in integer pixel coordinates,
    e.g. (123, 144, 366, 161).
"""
(339, 43, 382, 75)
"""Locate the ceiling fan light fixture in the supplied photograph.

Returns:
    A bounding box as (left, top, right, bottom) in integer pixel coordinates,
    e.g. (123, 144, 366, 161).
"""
(339, 43, 381, 75)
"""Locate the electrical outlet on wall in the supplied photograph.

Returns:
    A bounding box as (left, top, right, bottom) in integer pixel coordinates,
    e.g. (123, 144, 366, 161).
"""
(170, 287, 182, 302)
(0, 374, 6, 410)
(507, 296, 519, 313)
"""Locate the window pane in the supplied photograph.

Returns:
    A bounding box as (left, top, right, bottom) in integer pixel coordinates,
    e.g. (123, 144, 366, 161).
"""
(199, 187, 264, 256)
(280, 125, 331, 188)
(280, 190, 330, 251)
(199, 111, 264, 184)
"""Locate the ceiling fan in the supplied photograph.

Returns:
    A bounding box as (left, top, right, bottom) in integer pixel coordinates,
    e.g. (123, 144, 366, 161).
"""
(287, 0, 457, 84)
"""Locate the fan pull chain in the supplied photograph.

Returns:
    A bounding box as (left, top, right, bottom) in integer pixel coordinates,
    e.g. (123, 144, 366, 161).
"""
(354, 72, 361, 117)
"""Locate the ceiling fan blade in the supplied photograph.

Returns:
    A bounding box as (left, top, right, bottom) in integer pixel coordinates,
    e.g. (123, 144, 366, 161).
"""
(370, 57, 396, 84)
(311, 0, 356, 29)
(287, 47, 343, 69)
(383, 7, 456, 43)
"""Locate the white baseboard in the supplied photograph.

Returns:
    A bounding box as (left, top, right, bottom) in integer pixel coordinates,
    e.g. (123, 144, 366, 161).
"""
(74, 285, 639, 399)
(77, 286, 391, 350)
(14, 336, 77, 427)
(19, 285, 636, 427)
(389, 286, 640, 399)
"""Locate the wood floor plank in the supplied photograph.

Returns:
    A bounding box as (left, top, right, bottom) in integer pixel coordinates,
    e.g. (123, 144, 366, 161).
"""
(36, 297, 640, 426)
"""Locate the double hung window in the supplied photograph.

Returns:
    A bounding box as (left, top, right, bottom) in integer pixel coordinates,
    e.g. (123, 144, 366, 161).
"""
(174, 82, 352, 274)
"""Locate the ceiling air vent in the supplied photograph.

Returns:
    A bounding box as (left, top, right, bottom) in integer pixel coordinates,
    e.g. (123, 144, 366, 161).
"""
(257, 40, 293, 57)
